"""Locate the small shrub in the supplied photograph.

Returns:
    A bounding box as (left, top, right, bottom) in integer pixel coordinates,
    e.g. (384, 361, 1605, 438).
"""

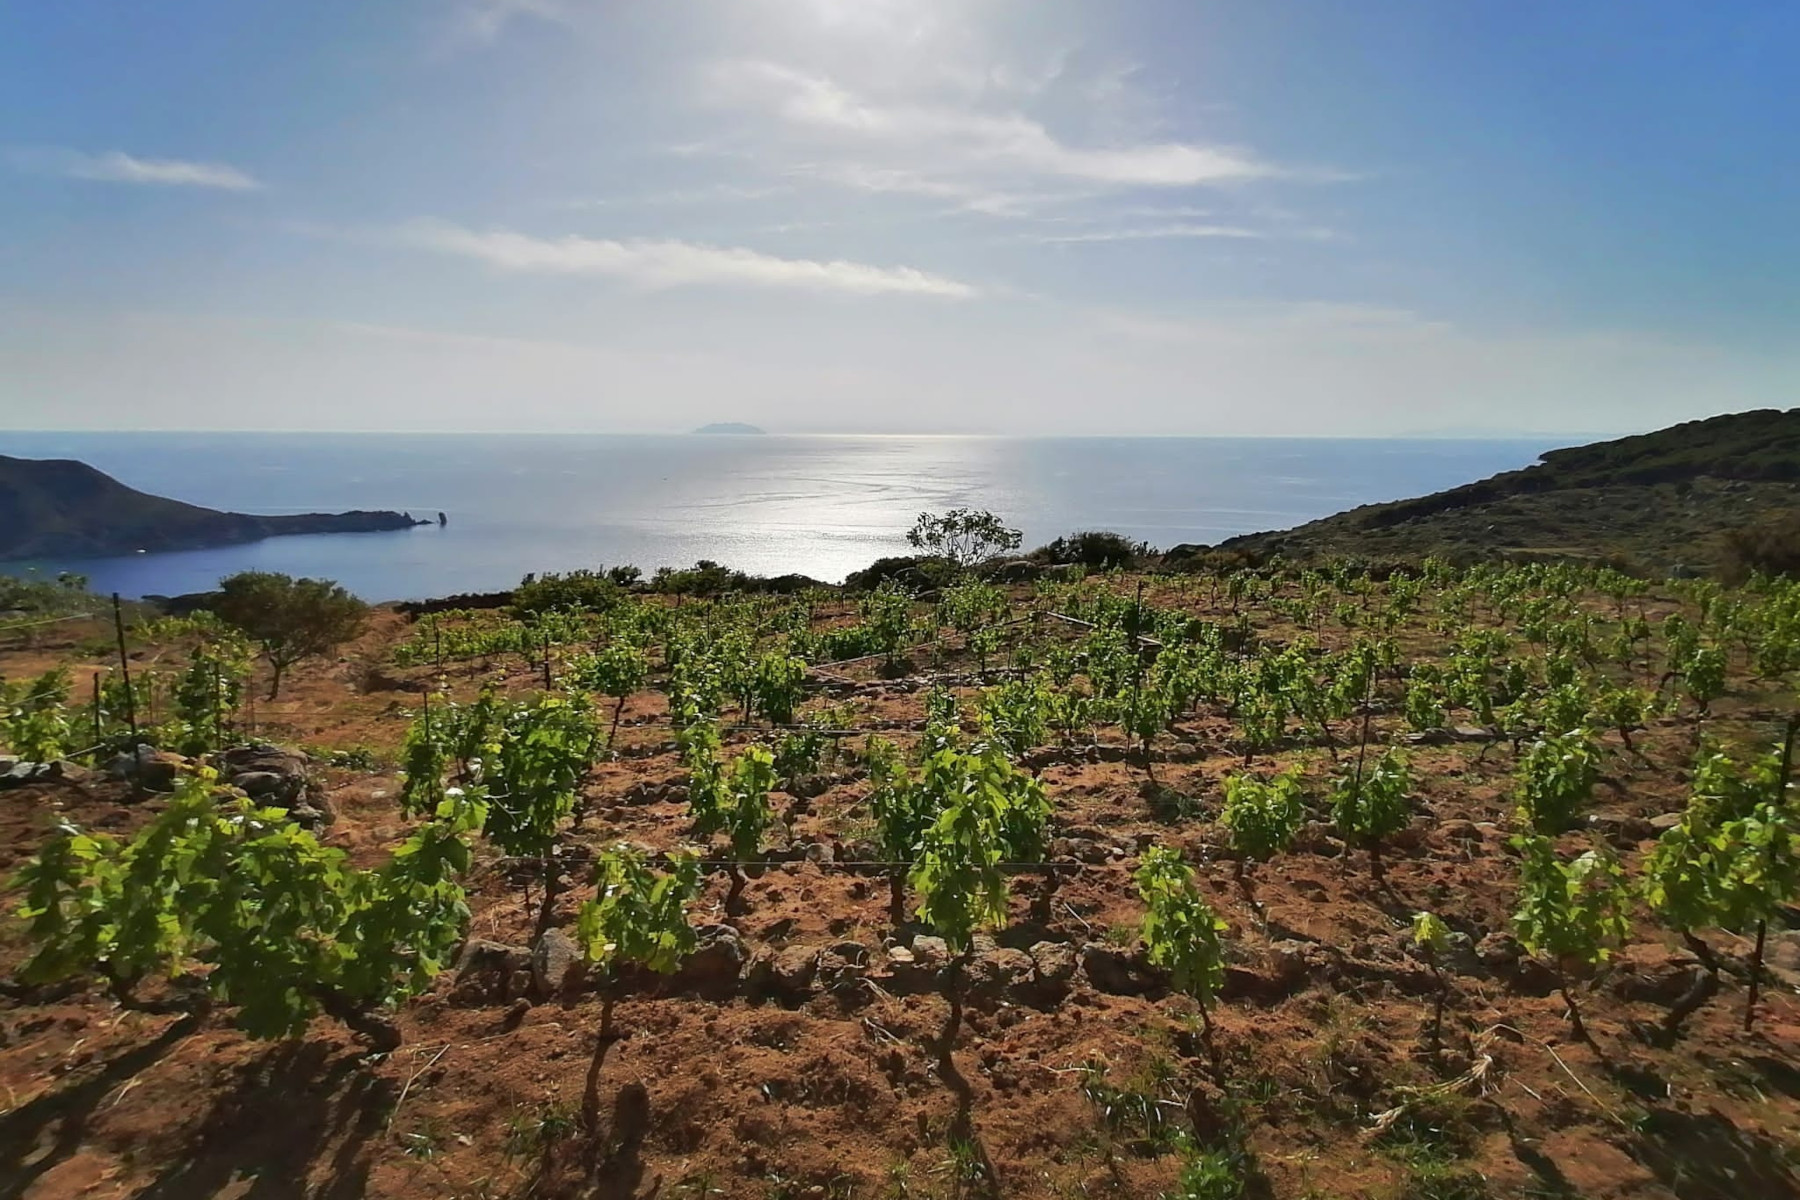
(1033, 531, 1152, 570)
(1720, 515, 1800, 583)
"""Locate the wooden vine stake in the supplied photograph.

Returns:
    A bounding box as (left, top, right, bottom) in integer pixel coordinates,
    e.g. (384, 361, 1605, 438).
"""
(111, 593, 138, 747)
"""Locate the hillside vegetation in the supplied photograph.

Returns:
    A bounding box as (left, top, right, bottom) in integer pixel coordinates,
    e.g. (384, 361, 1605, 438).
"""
(0, 454, 423, 560)
(1205, 408, 1800, 573)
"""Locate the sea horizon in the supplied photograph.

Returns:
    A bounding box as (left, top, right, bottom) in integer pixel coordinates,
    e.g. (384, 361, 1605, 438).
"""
(0, 430, 1563, 602)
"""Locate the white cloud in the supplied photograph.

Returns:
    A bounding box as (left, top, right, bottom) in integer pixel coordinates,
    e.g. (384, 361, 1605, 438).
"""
(396, 220, 977, 298)
(12, 148, 262, 190)
(720, 61, 1275, 188)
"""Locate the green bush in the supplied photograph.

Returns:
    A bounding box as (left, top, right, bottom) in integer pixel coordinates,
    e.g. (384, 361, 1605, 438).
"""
(511, 569, 624, 616)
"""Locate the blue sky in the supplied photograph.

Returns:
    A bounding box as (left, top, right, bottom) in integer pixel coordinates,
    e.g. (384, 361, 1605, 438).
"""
(1, 0, 1794, 435)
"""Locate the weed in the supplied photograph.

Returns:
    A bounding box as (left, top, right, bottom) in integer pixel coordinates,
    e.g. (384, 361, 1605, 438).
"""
(1387, 1160, 1491, 1200)
(1374, 1093, 1481, 1161)
(305, 743, 382, 770)
(1147, 783, 1204, 822)
(672, 1170, 726, 1198)
(503, 1098, 578, 1161)
(1079, 1057, 1188, 1157)
(943, 1137, 992, 1196)
(1162, 1147, 1244, 1200)
(398, 1123, 443, 1160)
(1375, 1094, 1490, 1200)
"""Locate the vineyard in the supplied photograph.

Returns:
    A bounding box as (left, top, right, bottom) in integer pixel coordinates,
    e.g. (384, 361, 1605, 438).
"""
(2, 549, 1799, 1200)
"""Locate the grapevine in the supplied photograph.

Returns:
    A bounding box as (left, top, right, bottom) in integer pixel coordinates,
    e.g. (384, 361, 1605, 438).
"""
(16, 770, 482, 1048)
(1510, 834, 1632, 1041)
(1135, 845, 1228, 1053)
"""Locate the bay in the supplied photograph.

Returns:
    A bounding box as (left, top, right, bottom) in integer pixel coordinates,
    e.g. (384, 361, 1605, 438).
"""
(0, 432, 1561, 601)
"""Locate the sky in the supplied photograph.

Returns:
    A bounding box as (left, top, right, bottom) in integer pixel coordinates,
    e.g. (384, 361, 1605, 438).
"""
(0, 1, 1795, 436)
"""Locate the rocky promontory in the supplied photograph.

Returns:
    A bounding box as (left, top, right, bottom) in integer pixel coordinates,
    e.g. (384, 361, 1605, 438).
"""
(0, 454, 427, 560)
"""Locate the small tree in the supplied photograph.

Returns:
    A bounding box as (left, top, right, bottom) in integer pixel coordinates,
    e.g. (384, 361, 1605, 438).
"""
(906, 509, 1022, 573)
(1511, 835, 1632, 1041)
(574, 845, 701, 1154)
(212, 571, 368, 699)
(1135, 846, 1229, 1059)
(511, 569, 622, 617)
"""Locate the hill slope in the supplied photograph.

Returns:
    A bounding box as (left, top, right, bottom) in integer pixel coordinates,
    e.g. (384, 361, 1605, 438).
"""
(1204, 408, 1800, 571)
(0, 455, 425, 560)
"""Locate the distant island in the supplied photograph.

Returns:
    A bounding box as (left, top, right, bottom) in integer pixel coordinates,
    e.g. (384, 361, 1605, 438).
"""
(0, 454, 427, 560)
(1189, 407, 1800, 573)
(691, 422, 766, 435)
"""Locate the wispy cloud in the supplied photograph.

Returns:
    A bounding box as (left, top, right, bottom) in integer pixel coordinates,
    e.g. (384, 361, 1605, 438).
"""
(1093, 302, 1451, 345)
(451, 0, 569, 42)
(550, 183, 793, 211)
(1031, 223, 1266, 245)
(396, 219, 977, 298)
(717, 61, 1277, 188)
(788, 162, 1053, 217)
(10, 148, 262, 190)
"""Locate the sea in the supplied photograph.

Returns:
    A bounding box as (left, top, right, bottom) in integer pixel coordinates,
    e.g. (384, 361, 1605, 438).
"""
(1, 432, 1563, 602)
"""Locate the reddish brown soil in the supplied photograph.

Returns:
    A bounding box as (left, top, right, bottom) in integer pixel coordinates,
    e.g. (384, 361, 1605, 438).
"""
(2, 587, 1798, 1200)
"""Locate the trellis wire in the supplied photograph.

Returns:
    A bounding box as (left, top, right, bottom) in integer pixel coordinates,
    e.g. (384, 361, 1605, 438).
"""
(0, 611, 98, 634)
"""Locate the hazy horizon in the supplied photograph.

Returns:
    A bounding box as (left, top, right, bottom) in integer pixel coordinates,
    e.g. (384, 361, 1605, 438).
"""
(2, 426, 1617, 442)
(3, 3, 1795, 436)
